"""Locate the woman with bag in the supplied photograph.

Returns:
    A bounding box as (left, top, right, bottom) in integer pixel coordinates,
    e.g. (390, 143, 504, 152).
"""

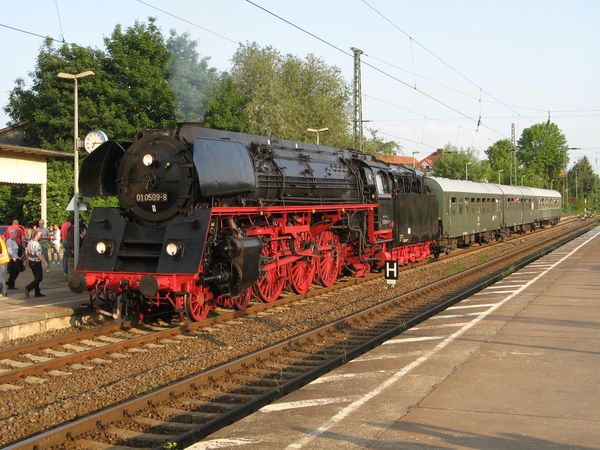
(0, 236, 9, 296)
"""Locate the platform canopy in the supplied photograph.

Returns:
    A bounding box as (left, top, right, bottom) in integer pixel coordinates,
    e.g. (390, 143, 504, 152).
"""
(0, 143, 74, 222)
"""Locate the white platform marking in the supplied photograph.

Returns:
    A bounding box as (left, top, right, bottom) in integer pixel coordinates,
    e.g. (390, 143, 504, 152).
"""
(260, 397, 351, 412)
(309, 371, 387, 385)
(286, 230, 600, 449)
(447, 304, 495, 310)
(382, 336, 446, 345)
(429, 312, 482, 319)
(186, 438, 259, 449)
(412, 322, 469, 331)
(351, 350, 424, 363)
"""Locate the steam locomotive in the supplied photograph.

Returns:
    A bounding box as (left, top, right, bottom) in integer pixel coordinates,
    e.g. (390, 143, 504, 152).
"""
(68, 124, 560, 321)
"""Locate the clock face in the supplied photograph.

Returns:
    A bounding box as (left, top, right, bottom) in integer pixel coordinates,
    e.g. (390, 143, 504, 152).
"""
(84, 129, 108, 153)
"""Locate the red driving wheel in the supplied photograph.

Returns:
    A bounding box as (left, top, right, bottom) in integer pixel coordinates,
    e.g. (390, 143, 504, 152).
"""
(316, 231, 342, 286)
(254, 242, 285, 303)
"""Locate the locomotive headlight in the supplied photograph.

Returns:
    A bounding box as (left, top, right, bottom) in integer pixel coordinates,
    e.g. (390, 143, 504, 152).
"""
(142, 153, 155, 167)
(96, 241, 108, 254)
(95, 241, 113, 255)
(166, 241, 182, 256)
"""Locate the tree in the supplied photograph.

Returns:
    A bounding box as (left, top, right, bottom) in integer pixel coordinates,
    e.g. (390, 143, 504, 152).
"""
(432, 144, 485, 181)
(2, 18, 182, 225)
(208, 43, 353, 147)
(517, 122, 568, 189)
(486, 139, 512, 184)
(102, 18, 177, 138)
(568, 156, 598, 213)
(362, 128, 399, 156)
(203, 73, 251, 132)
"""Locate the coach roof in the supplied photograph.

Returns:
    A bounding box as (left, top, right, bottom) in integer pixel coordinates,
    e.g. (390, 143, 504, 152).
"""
(427, 177, 503, 195)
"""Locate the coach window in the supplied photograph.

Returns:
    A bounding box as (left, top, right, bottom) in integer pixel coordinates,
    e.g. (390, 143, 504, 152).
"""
(375, 171, 391, 197)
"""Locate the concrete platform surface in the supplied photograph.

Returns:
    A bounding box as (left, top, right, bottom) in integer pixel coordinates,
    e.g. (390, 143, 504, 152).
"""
(192, 228, 600, 450)
(0, 261, 90, 342)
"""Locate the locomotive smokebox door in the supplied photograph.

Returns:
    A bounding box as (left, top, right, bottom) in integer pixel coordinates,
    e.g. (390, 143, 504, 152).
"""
(384, 260, 399, 286)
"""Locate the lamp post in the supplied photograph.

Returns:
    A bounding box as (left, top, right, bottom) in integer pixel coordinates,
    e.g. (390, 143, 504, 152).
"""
(57, 70, 94, 269)
(465, 161, 473, 181)
(498, 169, 503, 184)
(412, 151, 418, 169)
(306, 127, 329, 145)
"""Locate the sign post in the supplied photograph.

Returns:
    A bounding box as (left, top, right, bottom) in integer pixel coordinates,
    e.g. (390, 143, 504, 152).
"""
(384, 260, 399, 286)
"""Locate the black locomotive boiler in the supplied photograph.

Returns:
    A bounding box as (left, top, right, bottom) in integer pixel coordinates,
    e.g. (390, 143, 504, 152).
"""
(69, 124, 438, 321)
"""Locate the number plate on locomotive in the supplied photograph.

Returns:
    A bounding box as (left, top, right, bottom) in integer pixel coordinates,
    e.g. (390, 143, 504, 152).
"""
(136, 193, 168, 202)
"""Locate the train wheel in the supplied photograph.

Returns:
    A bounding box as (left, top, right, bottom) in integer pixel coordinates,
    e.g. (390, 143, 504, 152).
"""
(289, 258, 316, 294)
(316, 231, 342, 287)
(255, 268, 285, 302)
(254, 244, 285, 303)
(185, 292, 211, 321)
(233, 288, 252, 311)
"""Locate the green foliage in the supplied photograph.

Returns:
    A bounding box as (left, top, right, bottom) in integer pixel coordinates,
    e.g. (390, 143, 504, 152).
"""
(203, 73, 251, 132)
(2, 18, 184, 225)
(362, 128, 400, 156)
(567, 156, 599, 213)
(485, 139, 512, 184)
(432, 144, 485, 181)
(517, 122, 568, 189)
(209, 43, 352, 147)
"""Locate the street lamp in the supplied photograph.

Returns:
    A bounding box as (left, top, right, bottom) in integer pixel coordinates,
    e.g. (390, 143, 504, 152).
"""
(306, 127, 329, 145)
(498, 169, 503, 184)
(57, 70, 95, 269)
(412, 151, 418, 169)
(465, 161, 473, 181)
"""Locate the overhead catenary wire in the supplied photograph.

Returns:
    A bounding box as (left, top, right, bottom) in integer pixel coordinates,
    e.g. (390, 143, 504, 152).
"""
(359, 0, 537, 124)
(2, 8, 595, 152)
(244, 0, 509, 140)
(134, 0, 239, 45)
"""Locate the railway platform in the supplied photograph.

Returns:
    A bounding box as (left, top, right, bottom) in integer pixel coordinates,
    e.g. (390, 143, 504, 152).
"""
(195, 227, 600, 449)
(0, 262, 91, 343)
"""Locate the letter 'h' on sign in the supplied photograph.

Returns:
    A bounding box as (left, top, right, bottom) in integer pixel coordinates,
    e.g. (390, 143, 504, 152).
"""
(385, 260, 399, 286)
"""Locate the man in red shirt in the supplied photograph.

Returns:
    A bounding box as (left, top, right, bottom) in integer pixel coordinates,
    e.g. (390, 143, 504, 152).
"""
(60, 218, 72, 276)
(5, 220, 25, 247)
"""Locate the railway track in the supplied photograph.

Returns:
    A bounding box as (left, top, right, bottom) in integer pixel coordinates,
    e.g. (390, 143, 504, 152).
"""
(6, 218, 595, 449)
(0, 275, 376, 387)
(0, 216, 582, 387)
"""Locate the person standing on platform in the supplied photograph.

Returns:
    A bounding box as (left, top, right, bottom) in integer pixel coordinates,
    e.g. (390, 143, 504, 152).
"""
(60, 217, 72, 276)
(5, 220, 24, 248)
(6, 230, 21, 290)
(24, 231, 48, 298)
(0, 236, 9, 296)
(51, 224, 61, 264)
(34, 220, 51, 273)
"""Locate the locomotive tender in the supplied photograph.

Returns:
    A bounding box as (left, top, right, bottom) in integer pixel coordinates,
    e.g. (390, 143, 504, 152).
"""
(68, 124, 560, 321)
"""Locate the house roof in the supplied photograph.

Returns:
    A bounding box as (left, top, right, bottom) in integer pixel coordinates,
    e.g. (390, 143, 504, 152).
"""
(422, 148, 445, 166)
(376, 154, 419, 167)
(0, 143, 74, 159)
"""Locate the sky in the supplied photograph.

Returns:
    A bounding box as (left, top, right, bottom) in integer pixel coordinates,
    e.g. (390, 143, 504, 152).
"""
(1, 0, 599, 170)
